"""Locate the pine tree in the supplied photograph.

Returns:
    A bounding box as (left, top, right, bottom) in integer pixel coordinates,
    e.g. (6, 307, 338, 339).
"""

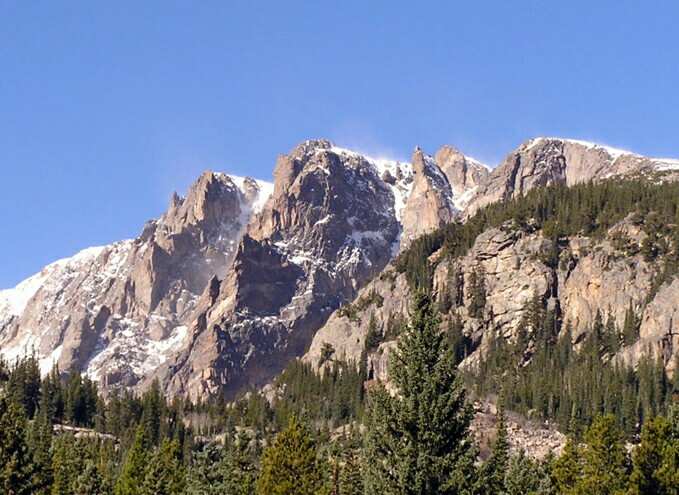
(622, 301, 640, 346)
(0, 396, 36, 495)
(115, 425, 150, 495)
(480, 407, 510, 495)
(468, 266, 486, 319)
(256, 416, 327, 495)
(629, 415, 671, 495)
(551, 436, 581, 494)
(364, 313, 382, 352)
(337, 431, 363, 495)
(141, 438, 186, 495)
(653, 406, 679, 495)
(221, 431, 257, 495)
(27, 405, 53, 493)
(363, 292, 477, 494)
(574, 415, 629, 495)
(73, 458, 105, 495)
(504, 450, 544, 495)
(185, 443, 225, 495)
(50, 434, 81, 495)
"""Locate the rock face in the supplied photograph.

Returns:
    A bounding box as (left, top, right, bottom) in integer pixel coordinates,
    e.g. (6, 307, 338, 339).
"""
(305, 218, 679, 381)
(400, 148, 458, 245)
(434, 145, 490, 209)
(3, 136, 679, 400)
(464, 138, 679, 215)
(160, 141, 424, 398)
(0, 172, 273, 388)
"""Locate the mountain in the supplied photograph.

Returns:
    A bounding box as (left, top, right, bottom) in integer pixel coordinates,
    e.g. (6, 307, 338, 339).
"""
(0, 172, 272, 388)
(464, 137, 679, 215)
(0, 139, 482, 397)
(2, 136, 678, 400)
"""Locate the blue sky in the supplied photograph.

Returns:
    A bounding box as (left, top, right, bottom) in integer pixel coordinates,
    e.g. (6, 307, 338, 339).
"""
(1, 1, 678, 287)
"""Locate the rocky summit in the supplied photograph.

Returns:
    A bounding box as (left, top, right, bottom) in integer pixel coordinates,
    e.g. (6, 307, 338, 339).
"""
(1, 137, 679, 400)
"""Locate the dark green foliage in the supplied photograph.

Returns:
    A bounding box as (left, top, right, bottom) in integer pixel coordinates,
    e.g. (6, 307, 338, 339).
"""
(185, 443, 224, 494)
(578, 414, 630, 494)
(256, 416, 327, 495)
(319, 342, 335, 366)
(628, 414, 676, 495)
(65, 372, 98, 427)
(270, 359, 366, 428)
(471, 307, 673, 435)
(27, 406, 53, 493)
(115, 425, 150, 495)
(479, 408, 510, 494)
(218, 431, 258, 495)
(504, 450, 553, 495)
(338, 289, 384, 322)
(0, 396, 36, 495)
(396, 179, 679, 293)
(6, 354, 41, 419)
(363, 292, 477, 494)
(141, 438, 186, 495)
(364, 312, 382, 352)
(622, 301, 641, 346)
(446, 313, 472, 365)
(468, 265, 487, 319)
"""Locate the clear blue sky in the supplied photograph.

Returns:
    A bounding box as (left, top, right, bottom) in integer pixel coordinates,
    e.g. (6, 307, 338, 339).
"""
(1, 1, 678, 288)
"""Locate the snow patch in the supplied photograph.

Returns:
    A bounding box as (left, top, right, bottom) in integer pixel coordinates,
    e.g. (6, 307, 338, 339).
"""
(653, 158, 679, 171)
(225, 174, 274, 213)
(327, 146, 414, 221)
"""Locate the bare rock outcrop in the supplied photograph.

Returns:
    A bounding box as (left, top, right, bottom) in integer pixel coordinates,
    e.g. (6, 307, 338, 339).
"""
(464, 138, 679, 216)
(0, 172, 272, 389)
(400, 148, 457, 245)
(305, 218, 679, 382)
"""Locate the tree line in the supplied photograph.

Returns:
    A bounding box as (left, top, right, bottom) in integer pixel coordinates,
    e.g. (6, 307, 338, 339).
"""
(1, 293, 678, 493)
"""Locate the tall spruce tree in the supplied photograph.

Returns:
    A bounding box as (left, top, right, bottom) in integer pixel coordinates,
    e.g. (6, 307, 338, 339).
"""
(629, 415, 672, 495)
(256, 415, 327, 495)
(363, 292, 476, 494)
(141, 438, 186, 495)
(0, 396, 36, 495)
(185, 443, 225, 495)
(574, 414, 629, 495)
(480, 407, 510, 495)
(115, 425, 150, 495)
(220, 431, 258, 495)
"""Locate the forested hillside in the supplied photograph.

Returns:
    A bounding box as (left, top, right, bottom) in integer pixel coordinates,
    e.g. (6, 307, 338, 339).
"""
(2, 293, 679, 494)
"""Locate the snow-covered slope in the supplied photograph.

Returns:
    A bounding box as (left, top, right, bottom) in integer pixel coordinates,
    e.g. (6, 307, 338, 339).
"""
(0, 173, 273, 385)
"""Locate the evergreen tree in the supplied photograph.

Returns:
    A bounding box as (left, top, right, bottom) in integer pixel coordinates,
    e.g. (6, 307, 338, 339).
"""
(256, 416, 327, 495)
(115, 425, 150, 495)
(629, 415, 672, 495)
(50, 435, 81, 495)
(480, 407, 510, 495)
(185, 443, 225, 495)
(363, 292, 477, 494)
(504, 450, 545, 495)
(551, 437, 581, 495)
(574, 415, 629, 495)
(649, 406, 679, 494)
(73, 458, 105, 495)
(7, 355, 42, 418)
(28, 405, 53, 493)
(141, 438, 186, 495)
(468, 266, 486, 319)
(336, 430, 363, 495)
(220, 431, 257, 495)
(364, 312, 382, 352)
(0, 396, 36, 495)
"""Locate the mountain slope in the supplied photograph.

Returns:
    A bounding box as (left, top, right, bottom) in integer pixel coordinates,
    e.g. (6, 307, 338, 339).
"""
(2, 136, 678, 400)
(464, 137, 679, 215)
(0, 172, 272, 388)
